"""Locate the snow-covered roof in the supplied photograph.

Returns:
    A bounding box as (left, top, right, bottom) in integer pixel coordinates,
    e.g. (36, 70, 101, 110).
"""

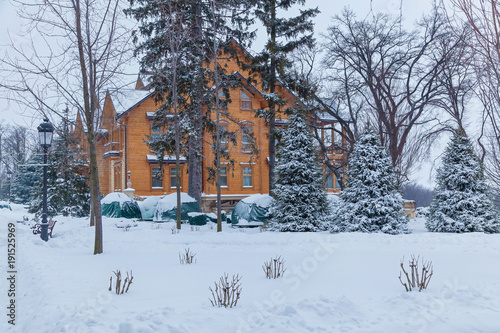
(111, 89, 154, 118)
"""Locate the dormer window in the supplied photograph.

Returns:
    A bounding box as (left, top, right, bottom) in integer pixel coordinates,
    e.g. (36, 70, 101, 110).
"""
(241, 91, 252, 110)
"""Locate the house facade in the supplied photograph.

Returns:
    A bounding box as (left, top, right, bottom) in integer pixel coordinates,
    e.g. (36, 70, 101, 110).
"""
(74, 44, 347, 212)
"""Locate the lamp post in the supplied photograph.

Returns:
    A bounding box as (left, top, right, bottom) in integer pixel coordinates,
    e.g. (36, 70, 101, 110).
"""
(37, 118, 54, 241)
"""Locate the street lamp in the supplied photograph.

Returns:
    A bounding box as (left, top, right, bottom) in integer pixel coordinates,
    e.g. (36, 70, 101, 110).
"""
(37, 118, 54, 241)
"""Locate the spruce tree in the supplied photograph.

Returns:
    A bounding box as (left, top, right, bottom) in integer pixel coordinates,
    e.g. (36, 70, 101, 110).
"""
(126, 0, 252, 206)
(426, 130, 500, 233)
(249, 0, 319, 193)
(10, 153, 42, 205)
(268, 109, 329, 232)
(332, 131, 409, 234)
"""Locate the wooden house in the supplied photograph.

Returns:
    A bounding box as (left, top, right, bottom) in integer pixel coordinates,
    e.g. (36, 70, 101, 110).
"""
(74, 43, 347, 212)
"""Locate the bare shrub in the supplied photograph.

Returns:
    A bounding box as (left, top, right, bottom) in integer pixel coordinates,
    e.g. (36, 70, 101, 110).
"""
(209, 273, 242, 308)
(399, 255, 433, 292)
(109, 270, 134, 295)
(179, 248, 197, 264)
(263, 256, 286, 279)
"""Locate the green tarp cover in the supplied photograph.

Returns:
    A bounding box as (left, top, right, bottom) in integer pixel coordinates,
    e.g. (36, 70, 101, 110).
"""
(153, 193, 200, 222)
(188, 212, 225, 225)
(0, 201, 12, 210)
(101, 193, 142, 219)
(231, 194, 273, 227)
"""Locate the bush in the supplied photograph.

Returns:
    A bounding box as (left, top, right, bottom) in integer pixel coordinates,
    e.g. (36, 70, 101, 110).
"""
(209, 273, 242, 308)
(398, 256, 433, 292)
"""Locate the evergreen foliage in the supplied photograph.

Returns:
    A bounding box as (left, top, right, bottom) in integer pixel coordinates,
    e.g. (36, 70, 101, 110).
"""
(125, 0, 253, 204)
(332, 131, 409, 234)
(426, 130, 500, 233)
(268, 110, 329, 232)
(10, 153, 42, 204)
(29, 117, 90, 217)
(247, 0, 319, 192)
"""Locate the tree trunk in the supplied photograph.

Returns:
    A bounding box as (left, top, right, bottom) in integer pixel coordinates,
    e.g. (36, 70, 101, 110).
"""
(268, 2, 277, 195)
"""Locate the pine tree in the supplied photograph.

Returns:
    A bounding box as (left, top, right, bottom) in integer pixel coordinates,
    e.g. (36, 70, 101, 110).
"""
(332, 131, 409, 234)
(126, 0, 252, 207)
(426, 130, 500, 233)
(268, 109, 329, 232)
(248, 0, 319, 193)
(10, 153, 42, 205)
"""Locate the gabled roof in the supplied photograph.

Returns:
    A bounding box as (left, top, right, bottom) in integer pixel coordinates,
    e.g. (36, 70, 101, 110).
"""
(112, 88, 155, 120)
(230, 71, 264, 98)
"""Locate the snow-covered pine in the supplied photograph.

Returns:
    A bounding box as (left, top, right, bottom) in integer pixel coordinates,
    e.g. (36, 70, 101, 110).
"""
(426, 129, 500, 233)
(268, 110, 330, 232)
(332, 131, 409, 234)
(10, 153, 42, 204)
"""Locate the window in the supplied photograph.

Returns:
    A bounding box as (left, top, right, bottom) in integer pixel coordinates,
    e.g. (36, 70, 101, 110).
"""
(335, 172, 343, 189)
(219, 125, 228, 144)
(334, 124, 342, 148)
(243, 167, 252, 187)
(151, 123, 161, 140)
(152, 167, 162, 188)
(325, 172, 342, 189)
(170, 167, 181, 188)
(324, 128, 333, 149)
(241, 91, 252, 110)
(325, 173, 333, 189)
(219, 167, 227, 187)
(241, 126, 253, 152)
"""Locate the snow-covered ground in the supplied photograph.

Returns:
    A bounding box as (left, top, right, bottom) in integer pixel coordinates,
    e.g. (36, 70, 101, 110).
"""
(2, 204, 500, 333)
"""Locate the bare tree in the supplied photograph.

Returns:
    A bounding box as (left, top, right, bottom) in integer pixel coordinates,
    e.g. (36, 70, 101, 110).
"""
(0, 0, 133, 254)
(322, 9, 445, 184)
(285, 43, 352, 189)
(443, 0, 500, 195)
(430, 20, 476, 134)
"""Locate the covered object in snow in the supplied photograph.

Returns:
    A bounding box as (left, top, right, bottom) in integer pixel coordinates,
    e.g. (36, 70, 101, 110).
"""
(0, 201, 12, 210)
(153, 192, 199, 222)
(101, 193, 142, 219)
(139, 196, 163, 221)
(231, 194, 273, 227)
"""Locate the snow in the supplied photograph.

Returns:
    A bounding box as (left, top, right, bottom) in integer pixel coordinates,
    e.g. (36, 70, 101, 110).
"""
(2, 206, 500, 333)
(156, 192, 197, 212)
(101, 192, 134, 204)
(241, 194, 272, 207)
(138, 196, 163, 218)
(188, 212, 217, 219)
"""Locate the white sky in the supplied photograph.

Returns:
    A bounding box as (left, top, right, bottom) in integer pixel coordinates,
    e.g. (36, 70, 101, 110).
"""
(0, 0, 438, 186)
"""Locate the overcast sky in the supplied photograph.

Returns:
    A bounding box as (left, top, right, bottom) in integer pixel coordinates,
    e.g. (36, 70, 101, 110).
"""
(0, 0, 438, 185)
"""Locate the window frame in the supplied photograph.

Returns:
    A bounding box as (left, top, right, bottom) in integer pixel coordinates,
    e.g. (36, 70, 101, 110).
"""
(151, 123, 162, 140)
(170, 167, 181, 189)
(240, 90, 252, 110)
(151, 166, 163, 189)
(242, 166, 252, 187)
(219, 167, 228, 188)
